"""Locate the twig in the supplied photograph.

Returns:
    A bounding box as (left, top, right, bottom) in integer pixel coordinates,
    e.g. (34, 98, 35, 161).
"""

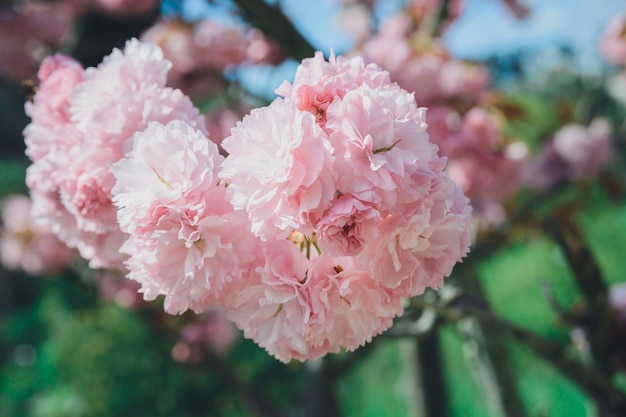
(231, 0, 316, 61)
(408, 298, 626, 417)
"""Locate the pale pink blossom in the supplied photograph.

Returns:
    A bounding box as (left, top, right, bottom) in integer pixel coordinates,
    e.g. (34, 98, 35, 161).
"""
(552, 118, 612, 180)
(359, 176, 471, 297)
(220, 52, 471, 361)
(275, 51, 392, 123)
(112, 121, 262, 314)
(220, 98, 336, 240)
(223, 242, 403, 363)
(24, 39, 206, 269)
(173, 307, 238, 363)
(599, 14, 626, 66)
(223, 239, 312, 361)
(96, 270, 144, 309)
(0, 195, 73, 275)
(305, 254, 403, 357)
(325, 84, 440, 212)
(94, 0, 157, 16)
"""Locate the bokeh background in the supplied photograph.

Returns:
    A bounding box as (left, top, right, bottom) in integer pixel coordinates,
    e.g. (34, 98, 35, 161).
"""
(2, 0, 626, 416)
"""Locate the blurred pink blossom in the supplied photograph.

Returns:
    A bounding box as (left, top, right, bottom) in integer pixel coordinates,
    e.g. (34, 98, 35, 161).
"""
(96, 270, 143, 309)
(172, 307, 238, 363)
(599, 14, 626, 66)
(0, 195, 73, 275)
(0, 2, 80, 81)
(220, 53, 471, 361)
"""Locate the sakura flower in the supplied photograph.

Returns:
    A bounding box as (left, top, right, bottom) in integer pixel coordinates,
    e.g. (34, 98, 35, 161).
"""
(220, 52, 471, 361)
(552, 118, 612, 180)
(599, 14, 626, 66)
(172, 307, 238, 363)
(112, 121, 262, 314)
(223, 239, 312, 361)
(24, 39, 206, 269)
(275, 51, 392, 123)
(305, 254, 403, 357)
(220, 98, 336, 240)
(0, 195, 73, 275)
(223, 242, 403, 363)
(359, 175, 471, 297)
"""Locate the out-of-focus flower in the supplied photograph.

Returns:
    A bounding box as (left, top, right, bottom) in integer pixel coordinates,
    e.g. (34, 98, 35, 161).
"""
(141, 18, 285, 99)
(172, 307, 238, 363)
(0, 195, 73, 275)
(524, 118, 613, 193)
(0, 1, 79, 81)
(335, 3, 372, 42)
(599, 14, 626, 66)
(361, 13, 489, 106)
(552, 118, 613, 180)
(96, 270, 143, 309)
(93, 0, 158, 16)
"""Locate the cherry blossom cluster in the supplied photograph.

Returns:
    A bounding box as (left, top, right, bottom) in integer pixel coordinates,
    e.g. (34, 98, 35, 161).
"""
(24, 40, 471, 362)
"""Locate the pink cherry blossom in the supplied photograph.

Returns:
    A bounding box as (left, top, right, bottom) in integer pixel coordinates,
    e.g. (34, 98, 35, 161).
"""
(223, 239, 312, 361)
(552, 118, 612, 180)
(0, 195, 73, 275)
(305, 254, 403, 357)
(325, 84, 440, 212)
(220, 98, 337, 240)
(275, 51, 392, 123)
(173, 307, 238, 363)
(359, 175, 471, 297)
(24, 39, 206, 269)
(223, 241, 403, 363)
(599, 14, 626, 66)
(112, 120, 263, 314)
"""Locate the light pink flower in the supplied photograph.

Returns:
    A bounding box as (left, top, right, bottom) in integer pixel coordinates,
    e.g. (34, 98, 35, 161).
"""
(172, 307, 238, 363)
(599, 14, 626, 66)
(306, 254, 403, 357)
(325, 84, 440, 212)
(275, 51, 392, 123)
(0, 195, 73, 275)
(96, 270, 144, 309)
(223, 239, 312, 362)
(220, 98, 336, 240)
(24, 39, 206, 269)
(112, 121, 262, 314)
(552, 118, 612, 180)
(224, 242, 403, 363)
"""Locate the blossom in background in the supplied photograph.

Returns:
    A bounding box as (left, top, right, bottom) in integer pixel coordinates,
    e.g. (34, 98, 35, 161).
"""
(24, 39, 206, 269)
(172, 307, 238, 363)
(523, 118, 613, 193)
(0, 195, 73, 275)
(599, 14, 626, 66)
(141, 18, 284, 100)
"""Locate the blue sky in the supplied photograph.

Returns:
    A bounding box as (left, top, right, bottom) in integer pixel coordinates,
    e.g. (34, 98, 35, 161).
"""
(175, 0, 624, 97)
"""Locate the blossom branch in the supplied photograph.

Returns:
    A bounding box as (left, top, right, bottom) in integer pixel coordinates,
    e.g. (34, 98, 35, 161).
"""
(408, 297, 626, 417)
(543, 213, 612, 375)
(230, 0, 315, 61)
